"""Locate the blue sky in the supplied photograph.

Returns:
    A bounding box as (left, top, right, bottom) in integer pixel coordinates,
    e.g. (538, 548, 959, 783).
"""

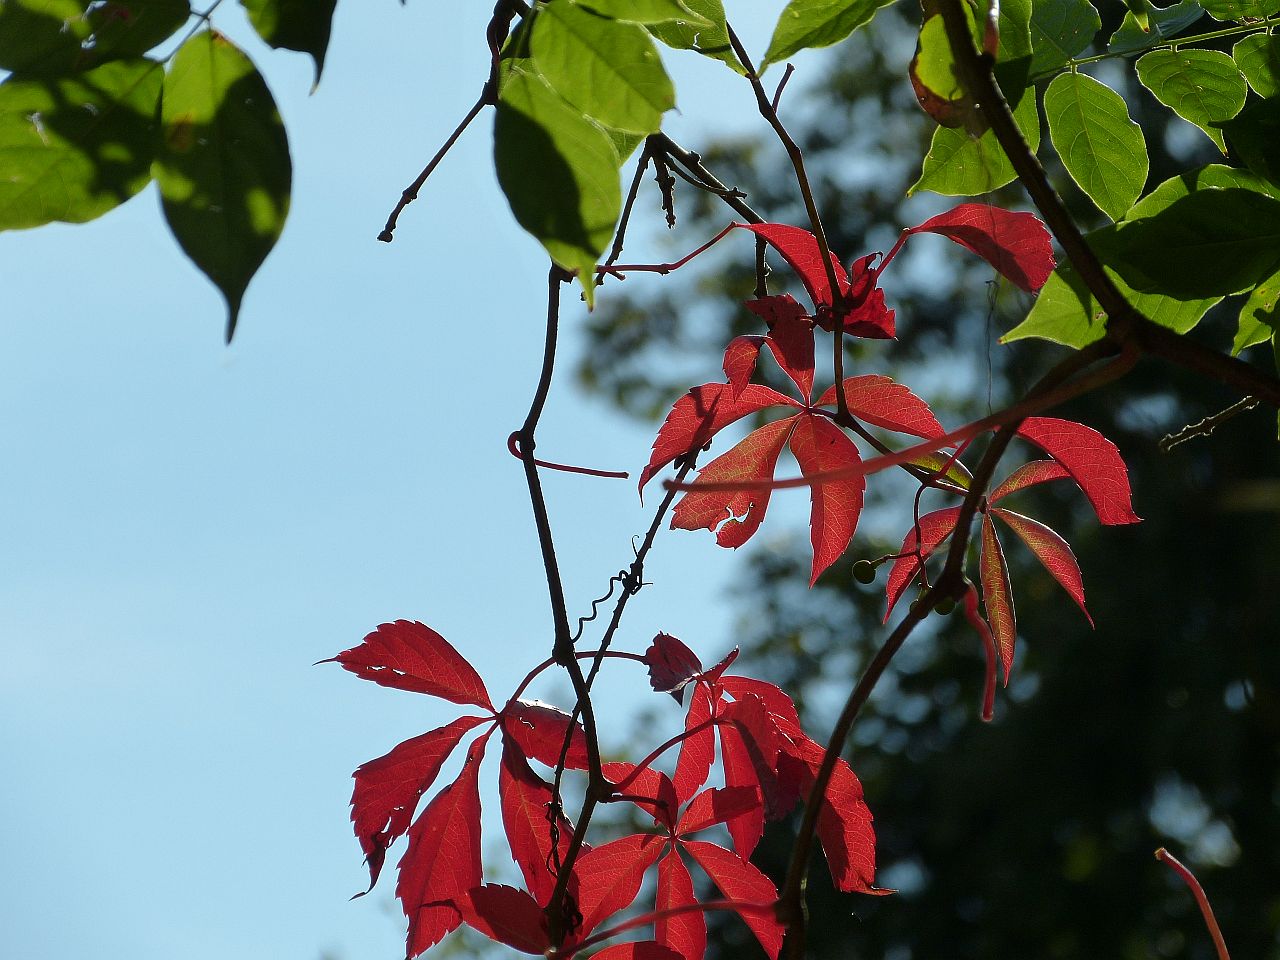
(0, 5, 830, 959)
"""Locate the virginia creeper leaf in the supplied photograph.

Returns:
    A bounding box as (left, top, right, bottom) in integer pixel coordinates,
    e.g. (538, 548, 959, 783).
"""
(673, 682, 717, 802)
(991, 507, 1093, 625)
(603, 761, 680, 828)
(460, 884, 548, 954)
(592, 945, 687, 960)
(1028, 0, 1101, 78)
(980, 514, 1017, 682)
(907, 451, 974, 489)
(717, 721, 767, 856)
(646, 0, 744, 73)
(640, 383, 800, 493)
(719, 694, 794, 821)
(789, 413, 865, 585)
(1015, 417, 1140, 525)
(645, 632, 704, 703)
(816, 375, 946, 438)
(677, 786, 761, 835)
(720, 676, 803, 731)
(1234, 267, 1280, 355)
(0, 57, 161, 231)
(396, 734, 488, 957)
(153, 31, 291, 340)
(1044, 72, 1148, 222)
(531, 0, 675, 135)
(502, 699, 590, 769)
(989, 460, 1071, 502)
(1135, 49, 1245, 152)
(495, 62, 621, 306)
(906, 203, 1055, 291)
(723, 336, 768, 399)
(884, 507, 963, 620)
(240, 0, 339, 88)
(573, 0, 709, 24)
(734, 222, 850, 313)
(656, 850, 705, 960)
(573, 834, 666, 935)
(763, 310, 817, 401)
(762, 0, 897, 70)
(911, 84, 1041, 196)
(499, 738, 576, 905)
(671, 417, 797, 549)
(350, 715, 490, 893)
(325, 620, 494, 709)
(685, 840, 784, 959)
(1108, 0, 1205, 57)
(1233, 33, 1280, 99)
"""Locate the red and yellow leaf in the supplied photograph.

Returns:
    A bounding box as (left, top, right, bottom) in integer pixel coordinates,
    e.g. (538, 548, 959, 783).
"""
(989, 460, 1071, 503)
(979, 514, 1017, 683)
(884, 506, 963, 620)
(789, 413, 866, 584)
(1015, 417, 1141, 525)
(992, 507, 1094, 626)
(906, 204, 1054, 292)
(816, 375, 946, 439)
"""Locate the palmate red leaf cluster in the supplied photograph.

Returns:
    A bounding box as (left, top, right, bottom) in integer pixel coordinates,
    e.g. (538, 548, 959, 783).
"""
(328, 623, 882, 960)
(643, 204, 1056, 585)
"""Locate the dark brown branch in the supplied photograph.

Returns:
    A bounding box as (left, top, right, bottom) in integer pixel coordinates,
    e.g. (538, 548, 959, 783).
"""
(651, 133, 765, 225)
(602, 147, 653, 270)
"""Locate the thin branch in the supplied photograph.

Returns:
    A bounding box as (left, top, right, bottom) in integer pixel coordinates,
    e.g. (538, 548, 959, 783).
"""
(602, 148, 654, 270)
(1159, 396, 1260, 452)
(771, 63, 797, 113)
(1156, 848, 1232, 960)
(651, 133, 766, 225)
(569, 898, 777, 957)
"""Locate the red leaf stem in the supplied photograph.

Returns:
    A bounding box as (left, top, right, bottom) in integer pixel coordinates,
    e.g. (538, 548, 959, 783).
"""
(1155, 848, 1231, 960)
(508, 651, 646, 703)
(508, 432, 629, 479)
(568, 899, 778, 958)
(961, 584, 997, 722)
(607, 717, 721, 794)
(598, 223, 737, 279)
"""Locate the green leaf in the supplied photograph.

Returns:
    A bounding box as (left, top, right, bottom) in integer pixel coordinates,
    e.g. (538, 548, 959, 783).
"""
(646, 0, 743, 72)
(1127, 162, 1280, 218)
(1028, 0, 1101, 78)
(1199, 0, 1280, 20)
(87, 0, 191, 61)
(913, 14, 968, 104)
(1109, 188, 1280, 298)
(153, 31, 292, 340)
(0, 0, 189, 74)
(1135, 48, 1246, 152)
(531, 0, 675, 135)
(495, 62, 623, 305)
(1108, 0, 1204, 57)
(573, 0, 709, 24)
(1224, 96, 1280, 188)
(910, 84, 1041, 196)
(1234, 268, 1280, 354)
(1044, 72, 1147, 221)
(907, 452, 974, 489)
(1234, 33, 1280, 99)
(239, 0, 338, 88)
(0, 57, 161, 230)
(761, 0, 896, 70)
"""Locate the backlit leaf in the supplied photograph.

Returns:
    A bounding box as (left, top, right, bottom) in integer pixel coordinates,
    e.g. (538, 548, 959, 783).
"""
(1108, 0, 1204, 56)
(495, 62, 622, 305)
(574, 0, 708, 24)
(1044, 72, 1147, 222)
(240, 0, 339, 87)
(0, 57, 161, 230)
(603, 761, 679, 828)
(906, 203, 1055, 290)
(884, 506, 963, 620)
(980, 514, 1017, 681)
(762, 0, 896, 69)
(325, 619, 494, 709)
(499, 738, 575, 905)
(460, 884, 547, 954)
(1135, 48, 1245, 152)
(911, 83, 1041, 196)
(1234, 267, 1280, 355)
(646, 0, 744, 73)
(1233, 33, 1280, 99)
(501, 699, 589, 769)
(677, 786, 761, 835)
(685, 840, 784, 959)
(531, 0, 675, 135)
(1028, 0, 1101, 78)
(1199, 0, 1280, 19)
(673, 683, 717, 802)
(816, 375, 946, 438)
(735, 222, 849, 311)
(574, 834, 666, 935)
(0, 0, 91, 74)
(991, 508, 1093, 625)
(717, 721, 767, 855)
(989, 460, 1071, 502)
(722, 335, 768, 399)
(644, 632, 704, 703)
(1015, 417, 1140, 525)
(789, 413, 865, 584)
(656, 851, 705, 960)
(153, 31, 291, 339)
(592, 944, 686, 960)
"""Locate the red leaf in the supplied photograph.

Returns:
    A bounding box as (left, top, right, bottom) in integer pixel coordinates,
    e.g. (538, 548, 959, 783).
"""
(722, 335, 767, 399)
(573, 833, 666, 936)
(717, 723, 766, 857)
(677, 786, 762, 836)
(836, 253, 896, 339)
(592, 944, 687, 960)
(735, 222, 850, 310)
(762, 310, 816, 402)
(719, 694, 793, 820)
(644, 633, 704, 704)
(673, 683, 717, 804)
(989, 460, 1071, 503)
(502, 699, 589, 770)
(326, 620, 494, 710)
(350, 715, 490, 893)
(685, 840, 783, 960)
(719, 676, 802, 731)
(979, 514, 1017, 682)
(816, 375, 945, 439)
(460, 884, 547, 954)
(700, 646, 739, 685)
(396, 733, 489, 957)
(992, 507, 1094, 626)
(640, 383, 799, 494)
(906, 203, 1054, 292)
(656, 850, 706, 960)
(789, 413, 865, 585)
(603, 761, 679, 830)
(744, 293, 808, 327)
(499, 737, 575, 905)
(672, 417, 797, 549)
(884, 507, 963, 621)
(1015, 417, 1141, 525)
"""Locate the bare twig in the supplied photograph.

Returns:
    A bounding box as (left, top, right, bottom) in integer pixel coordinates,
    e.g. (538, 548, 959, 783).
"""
(1159, 396, 1260, 452)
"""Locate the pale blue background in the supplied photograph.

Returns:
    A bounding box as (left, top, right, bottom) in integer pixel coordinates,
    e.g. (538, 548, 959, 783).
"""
(0, 5, 825, 959)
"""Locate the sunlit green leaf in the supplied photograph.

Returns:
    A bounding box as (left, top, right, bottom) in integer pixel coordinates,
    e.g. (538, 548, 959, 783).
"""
(1198, 0, 1280, 20)
(762, 0, 896, 70)
(0, 0, 189, 74)
(910, 84, 1040, 196)
(646, 0, 743, 73)
(153, 30, 291, 339)
(1108, 0, 1204, 56)
(531, 0, 674, 135)
(88, 0, 190, 60)
(495, 62, 622, 305)
(573, 0, 709, 24)
(1234, 33, 1280, 99)
(907, 452, 974, 489)
(240, 0, 338, 88)
(1028, 0, 1100, 77)
(1234, 268, 1280, 354)
(1045, 72, 1147, 221)
(1135, 48, 1246, 152)
(0, 57, 161, 229)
